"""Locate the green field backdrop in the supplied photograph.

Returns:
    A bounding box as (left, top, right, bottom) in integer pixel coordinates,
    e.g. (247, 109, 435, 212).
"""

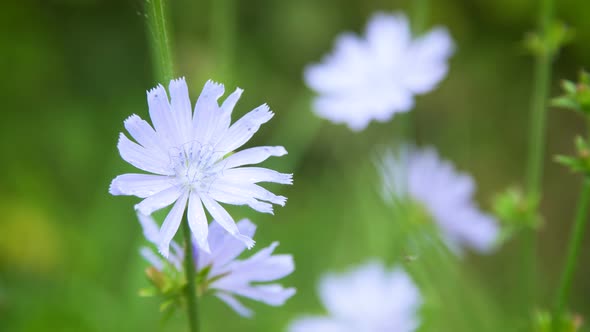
(1, 0, 590, 331)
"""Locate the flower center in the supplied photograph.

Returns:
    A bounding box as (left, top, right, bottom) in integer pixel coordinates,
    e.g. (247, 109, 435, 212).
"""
(170, 141, 221, 192)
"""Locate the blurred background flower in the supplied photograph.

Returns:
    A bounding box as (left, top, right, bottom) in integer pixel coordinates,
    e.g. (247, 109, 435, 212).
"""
(138, 214, 295, 318)
(378, 146, 499, 255)
(288, 261, 421, 332)
(304, 12, 453, 131)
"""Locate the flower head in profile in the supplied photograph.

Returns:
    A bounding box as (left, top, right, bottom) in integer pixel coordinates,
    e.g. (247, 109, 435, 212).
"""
(378, 147, 499, 254)
(139, 213, 296, 317)
(305, 12, 454, 131)
(109, 78, 292, 256)
(288, 261, 421, 332)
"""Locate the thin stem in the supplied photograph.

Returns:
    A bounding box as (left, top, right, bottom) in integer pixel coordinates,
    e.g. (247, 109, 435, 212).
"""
(411, 0, 430, 36)
(523, 0, 554, 303)
(145, 0, 199, 330)
(526, 0, 554, 197)
(182, 217, 200, 332)
(211, 0, 236, 82)
(552, 177, 590, 331)
(146, 0, 174, 82)
(401, 0, 430, 144)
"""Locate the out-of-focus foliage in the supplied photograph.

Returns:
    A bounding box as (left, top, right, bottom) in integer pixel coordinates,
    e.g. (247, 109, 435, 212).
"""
(552, 71, 590, 116)
(493, 187, 542, 241)
(553, 71, 590, 175)
(533, 310, 584, 332)
(1, 0, 590, 331)
(555, 136, 590, 175)
(524, 21, 573, 57)
(139, 266, 186, 323)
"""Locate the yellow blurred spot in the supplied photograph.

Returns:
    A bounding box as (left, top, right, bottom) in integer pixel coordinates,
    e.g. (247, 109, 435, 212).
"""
(0, 200, 61, 274)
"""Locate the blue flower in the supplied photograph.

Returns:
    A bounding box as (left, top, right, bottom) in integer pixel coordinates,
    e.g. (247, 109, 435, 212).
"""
(110, 78, 292, 256)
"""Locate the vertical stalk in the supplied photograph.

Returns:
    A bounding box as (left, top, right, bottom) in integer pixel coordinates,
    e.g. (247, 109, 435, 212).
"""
(211, 0, 236, 82)
(145, 1, 200, 331)
(411, 0, 430, 35)
(182, 217, 200, 332)
(523, 0, 554, 302)
(146, 0, 174, 83)
(551, 177, 590, 331)
(526, 0, 553, 195)
(401, 0, 430, 144)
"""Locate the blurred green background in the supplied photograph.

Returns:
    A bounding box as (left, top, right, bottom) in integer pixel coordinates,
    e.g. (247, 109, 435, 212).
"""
(2, 0, 590, 331)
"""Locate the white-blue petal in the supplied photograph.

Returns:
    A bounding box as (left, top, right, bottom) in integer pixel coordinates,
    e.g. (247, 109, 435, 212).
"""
(219, 167, 293, 185)
(215, 283, 295, 306)
(147, 84, 179, 147)
(200, 219, 257, 271)
(193, 80, 225, 145)
(206, 184, 275, 214)
(140, 247, 165, 271)
(402, 27, 454, 94)
(158, 191, 189, 257)
(224, 242, 295, 282)
(188, 191, 210, 253)
(169, 77, 193, 143)
(215, 104, 274, 154)
(220, 146, 287, 169)
(109, 173, 173, 198)
(209, 87, 244, 145)
(135, 186, 183, 215)
(117, 133, 173, 175)
(215, 293, 253, 318)
(137, 212, 160, 245)
(124, 114, 167, 155)
(200, 195, 255, 249)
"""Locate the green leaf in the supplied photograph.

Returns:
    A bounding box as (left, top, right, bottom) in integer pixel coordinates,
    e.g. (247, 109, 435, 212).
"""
(492, 187, 542, 242)
(561, 80, 577, 94)
(532, 310, 583, 332)
(554, 154, 575, 165)
(160, 304, 177, 325)
(555, 136, 590, 175)
(581, 70, 590, 85)
(138, 287, 158, 297)
(552, 70, 590, 117)
(159, 299, 176, 312)
(524, 21, 573, 57)
(551, 96, 579, 110)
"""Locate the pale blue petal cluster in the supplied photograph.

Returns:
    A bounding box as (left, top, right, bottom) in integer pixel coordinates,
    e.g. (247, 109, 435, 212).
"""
(379, 147, 499, 254)
(138, 213, 296, 317)
(288, 262, 421, 332)
(305, 12, 454, 131)
(110, 78, 292, 256)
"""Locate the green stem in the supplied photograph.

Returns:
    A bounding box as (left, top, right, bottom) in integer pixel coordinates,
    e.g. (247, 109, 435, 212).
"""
(401, 0, 430, 144)
(410, 0, 430, 35)
(526, 0, 554, 201)
(182, 216, 200, 332)
(523, 0, 554, 303)
(145, 0, 199, 330)
(146, 0, 174, 82)
(552, 177, 590, 331)
(211, 0, 236, 82)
